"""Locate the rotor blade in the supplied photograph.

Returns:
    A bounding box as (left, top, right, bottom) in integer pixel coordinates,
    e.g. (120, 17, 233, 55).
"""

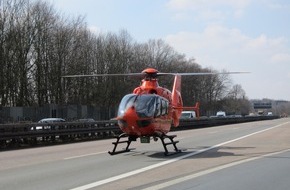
(157, 71, 250, 76)
(62, 73, 144, 78)
(62, 71, 250, 78)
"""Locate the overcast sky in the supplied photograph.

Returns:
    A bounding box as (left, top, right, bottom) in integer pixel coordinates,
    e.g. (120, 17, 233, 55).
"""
(46, 0, 290, 101)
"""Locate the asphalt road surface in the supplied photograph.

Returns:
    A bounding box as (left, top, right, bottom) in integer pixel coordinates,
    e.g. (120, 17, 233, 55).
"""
(0, 118, 290, 190)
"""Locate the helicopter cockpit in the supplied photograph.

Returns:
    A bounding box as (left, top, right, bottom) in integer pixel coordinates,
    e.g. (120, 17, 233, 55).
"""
(118, 94, 169, 119)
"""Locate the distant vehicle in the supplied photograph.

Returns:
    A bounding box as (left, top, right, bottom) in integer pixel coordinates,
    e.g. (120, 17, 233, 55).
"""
(76, 118, 95, 122)
(32, 118, 65, 130)
(227, 114, 243, 118)
(38, 118, 65, 123)
(267, 112, 273, 116)
(180, 111, 196, 119)
(216, 111, 226, 117)
(75, 118, 97, 127)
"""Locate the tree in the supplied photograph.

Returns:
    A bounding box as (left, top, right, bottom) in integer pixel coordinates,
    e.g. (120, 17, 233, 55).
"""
(0, 0, 246, 114)
(223, 84, 251, 115)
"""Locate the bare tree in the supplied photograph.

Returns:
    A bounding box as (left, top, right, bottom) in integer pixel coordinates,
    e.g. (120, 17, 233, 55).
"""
(0, 0, 248, 116)
(223, 84, 250, 115)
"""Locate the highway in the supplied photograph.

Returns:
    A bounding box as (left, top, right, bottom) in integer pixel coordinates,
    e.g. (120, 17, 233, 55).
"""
(0, 118, 290, 190)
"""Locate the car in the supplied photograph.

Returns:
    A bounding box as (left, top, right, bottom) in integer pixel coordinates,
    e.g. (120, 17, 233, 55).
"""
(267, 112, 273, 116)
(216, 111, 226, 117)
(75, 118, 95, 122)
(180, 111, 196, 119)
(38, 118, 65, 123)
(31, 118, 65, 130)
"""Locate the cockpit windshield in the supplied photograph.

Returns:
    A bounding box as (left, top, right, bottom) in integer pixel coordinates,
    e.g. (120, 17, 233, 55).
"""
(118, 94, 165, 118)
(117, 94, 137, 117)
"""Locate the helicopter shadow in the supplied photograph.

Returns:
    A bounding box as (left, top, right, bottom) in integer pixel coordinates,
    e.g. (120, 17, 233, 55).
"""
(189, 146, 255, 159)
(142, 146, 256, 159)
(124, 149, 188, 159)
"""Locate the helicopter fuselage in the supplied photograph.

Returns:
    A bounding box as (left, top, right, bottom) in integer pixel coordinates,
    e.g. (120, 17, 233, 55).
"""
(116, 77, 178, 137)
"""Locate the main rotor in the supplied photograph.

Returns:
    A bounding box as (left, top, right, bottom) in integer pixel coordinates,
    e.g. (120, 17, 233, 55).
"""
(62, 67, 249, 79)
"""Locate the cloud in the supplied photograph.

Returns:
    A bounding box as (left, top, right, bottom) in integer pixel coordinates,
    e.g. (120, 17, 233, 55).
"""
(165, 24, 289, 69)
(266, 2, 290, 10)
(167, 0, 251, 11)
(167, 0, 251, 21)
(270, 53, 290, 63)
(165, 24, 290, 99)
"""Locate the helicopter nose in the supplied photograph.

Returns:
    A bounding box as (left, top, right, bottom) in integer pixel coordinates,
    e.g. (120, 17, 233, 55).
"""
(123, 106, 137, 119)
(118, 106, 138, 128)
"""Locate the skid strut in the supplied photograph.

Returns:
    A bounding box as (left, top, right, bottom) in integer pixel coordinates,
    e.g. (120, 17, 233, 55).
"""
(108, 133, 135, 155)
(154, 133, 181, 156)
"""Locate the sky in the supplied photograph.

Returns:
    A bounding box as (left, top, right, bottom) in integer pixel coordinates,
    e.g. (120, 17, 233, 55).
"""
(46, 0, 290, 101)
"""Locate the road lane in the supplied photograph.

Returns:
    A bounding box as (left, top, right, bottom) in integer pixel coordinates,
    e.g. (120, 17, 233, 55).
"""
(0, 118, 289, 190)
(141, 148, 290, 190)
(161, 149, 290, 190)
(100, 118, 290, 190)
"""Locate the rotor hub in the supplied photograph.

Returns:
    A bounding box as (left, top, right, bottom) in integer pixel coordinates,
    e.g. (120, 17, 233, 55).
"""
(142, 68, 159, 79)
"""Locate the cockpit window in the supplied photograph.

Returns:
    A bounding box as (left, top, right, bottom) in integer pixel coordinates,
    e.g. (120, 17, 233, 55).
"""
(117, 94, 137, 117)
(118, 94, 168, 118)
(135, 95, 156, 118)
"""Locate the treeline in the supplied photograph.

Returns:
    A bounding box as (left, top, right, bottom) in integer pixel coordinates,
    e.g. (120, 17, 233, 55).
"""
(0, 0, 249, 115)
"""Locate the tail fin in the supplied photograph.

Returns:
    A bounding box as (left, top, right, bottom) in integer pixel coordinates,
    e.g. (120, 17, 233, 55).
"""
(171, 75, 200, 127)
(171, 75, 183, 127)
(195, 102, 200, 119)
(172, 75, 182, 107)
(182, 102, 200, 120)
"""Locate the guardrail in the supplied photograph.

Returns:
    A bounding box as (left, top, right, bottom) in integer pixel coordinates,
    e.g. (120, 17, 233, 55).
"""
(0, 120, 120, 148)
(177, 115, 279, 130)
(0, 116, 279, 149)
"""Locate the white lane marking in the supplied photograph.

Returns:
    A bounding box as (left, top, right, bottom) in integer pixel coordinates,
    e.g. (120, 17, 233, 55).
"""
(70, 121, 290, 190)
(64, 151, 107, 160)
(142, 148, 290, 190)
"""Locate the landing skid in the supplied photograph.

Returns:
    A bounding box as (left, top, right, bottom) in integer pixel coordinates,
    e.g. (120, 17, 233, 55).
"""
(155, 133, 181, 156)
(108, 133, 181, 156)
(108, 133, 134, 155)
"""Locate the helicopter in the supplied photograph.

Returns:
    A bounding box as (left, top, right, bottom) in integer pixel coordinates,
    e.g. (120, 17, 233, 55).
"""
(64, 68, 246, 155)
